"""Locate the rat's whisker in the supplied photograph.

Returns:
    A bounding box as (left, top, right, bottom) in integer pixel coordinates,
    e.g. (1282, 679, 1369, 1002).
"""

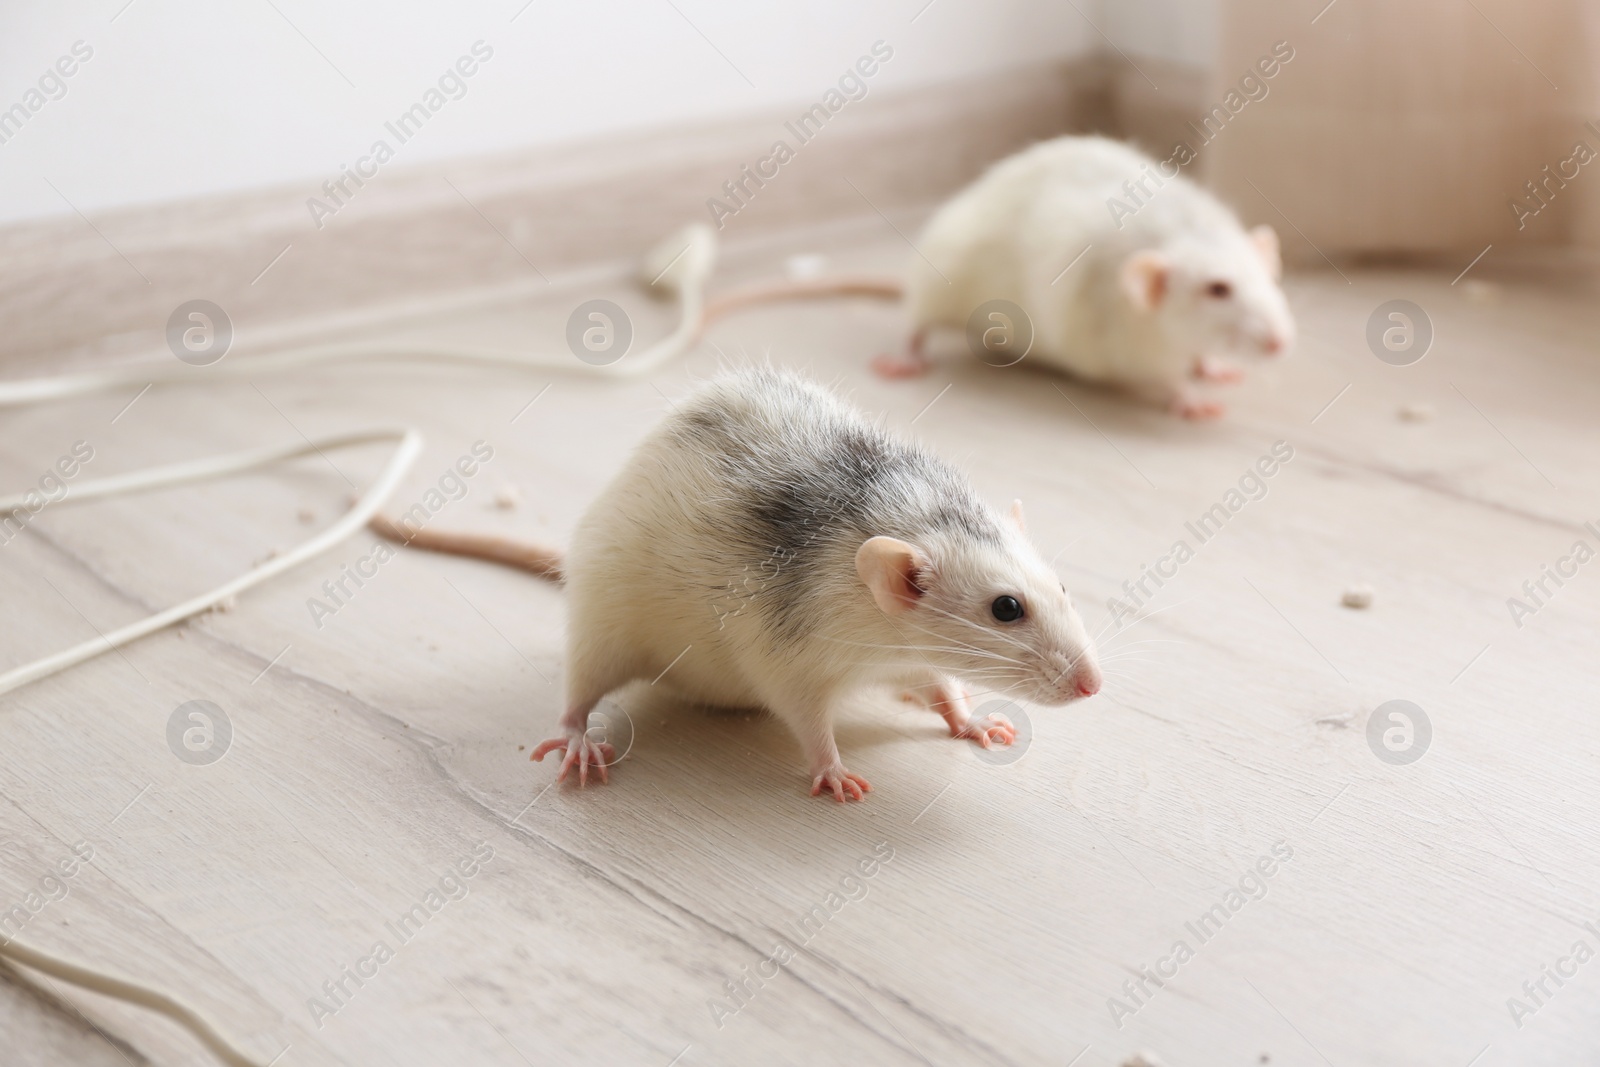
(1093, 597, 1195, 644)
(915, 601, 1037, 654)
(819, 634, 1024, 665)
(1102, 637, 1186, 651)
(888, 615, 1029, 666)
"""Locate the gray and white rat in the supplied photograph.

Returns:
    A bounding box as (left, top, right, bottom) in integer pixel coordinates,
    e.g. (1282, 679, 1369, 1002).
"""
(377, 369, 1102, 800)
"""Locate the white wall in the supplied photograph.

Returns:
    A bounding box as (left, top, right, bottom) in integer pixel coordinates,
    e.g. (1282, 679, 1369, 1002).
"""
(1105, 0, 1218, 67)
(0, 0, 1102, 225)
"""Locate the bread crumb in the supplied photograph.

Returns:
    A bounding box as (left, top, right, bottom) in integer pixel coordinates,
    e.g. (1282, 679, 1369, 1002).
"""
(785, 253, 828, 280)
(211, 595, 238, 613)
(296, 507, 316, 524)
(1341, 583, 1374, 609)
(1399, 402, 1434, 422)
(494, 485, 521, 509)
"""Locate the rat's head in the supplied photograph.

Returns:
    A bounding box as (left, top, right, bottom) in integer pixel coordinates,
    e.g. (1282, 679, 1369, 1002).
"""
(854, 501, 1101, 705)
(1120, 224, 1295, 361)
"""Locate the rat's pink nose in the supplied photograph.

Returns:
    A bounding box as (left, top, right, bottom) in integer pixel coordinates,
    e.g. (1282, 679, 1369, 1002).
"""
(1072, 663, 1103, 698)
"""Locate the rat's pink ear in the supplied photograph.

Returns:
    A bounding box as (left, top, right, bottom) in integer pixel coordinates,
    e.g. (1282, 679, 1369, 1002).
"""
(1249, 224, 1282, 280)
(1009, 499, 1026, 532)
(1120, 250, 1169, 312)
(855, 536, 928, 615)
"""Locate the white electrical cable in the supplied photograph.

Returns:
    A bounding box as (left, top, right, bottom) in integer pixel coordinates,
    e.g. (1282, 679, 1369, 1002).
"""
(0, 429, 422, 1067)
(0, 222, 720, 1064)
(0, 428, 422, 697)
(0, 221, 717, 692)
(0, 222, 718, 412)
(0, 938, 271, 1067)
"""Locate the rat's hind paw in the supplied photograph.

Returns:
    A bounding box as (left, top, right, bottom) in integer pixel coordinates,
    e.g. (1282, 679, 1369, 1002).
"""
(809, 765, 873, 803)
(531, 732, 617, 786)
(871, 351, 929, 380)
(952, 711, 1017, 748)
(1169, 393, 1227, 420)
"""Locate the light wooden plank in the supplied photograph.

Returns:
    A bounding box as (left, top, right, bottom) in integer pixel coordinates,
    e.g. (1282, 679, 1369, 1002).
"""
(0, 231, 1597, 1066)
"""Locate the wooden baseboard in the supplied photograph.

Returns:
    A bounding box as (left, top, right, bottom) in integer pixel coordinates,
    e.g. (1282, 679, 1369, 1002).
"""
(0, 58, 1112, 367)
(11, 42, 1573, 368)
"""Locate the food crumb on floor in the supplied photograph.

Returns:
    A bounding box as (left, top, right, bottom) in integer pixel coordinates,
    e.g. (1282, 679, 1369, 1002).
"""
(1399, 402, 1435, 422)
(786, 252, 827, 279)
(1121, 1052, 1168, 1067)
(1342, 582, 1374, 609)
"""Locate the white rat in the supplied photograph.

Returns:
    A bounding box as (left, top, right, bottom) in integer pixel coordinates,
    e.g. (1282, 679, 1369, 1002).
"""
(699, 136, 1294, 419)
(375, 369, 1102, 800)
(877, 136, 1296, 417)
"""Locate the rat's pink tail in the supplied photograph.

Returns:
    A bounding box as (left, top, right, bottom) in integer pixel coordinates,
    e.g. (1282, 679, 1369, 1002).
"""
(698, 276, 902, 336)
(370, 513, 564, 583)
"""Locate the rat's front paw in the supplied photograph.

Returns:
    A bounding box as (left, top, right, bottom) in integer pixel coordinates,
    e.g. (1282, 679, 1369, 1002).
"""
(809, 764, 872, 803)
(531, 731, 616, 786)
(1193, 355, 1245, 383)
(952, 711, 1016, 748)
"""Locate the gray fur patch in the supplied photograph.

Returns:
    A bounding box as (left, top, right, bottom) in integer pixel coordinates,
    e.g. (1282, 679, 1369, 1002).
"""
(668, 369, 1001, 638)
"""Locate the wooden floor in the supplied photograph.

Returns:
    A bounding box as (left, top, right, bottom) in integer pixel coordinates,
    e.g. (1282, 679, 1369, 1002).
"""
(2, 227, 1599, 1067)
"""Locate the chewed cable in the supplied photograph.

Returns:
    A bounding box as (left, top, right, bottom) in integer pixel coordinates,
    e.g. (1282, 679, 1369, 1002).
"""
(0, 222, 722, 1064)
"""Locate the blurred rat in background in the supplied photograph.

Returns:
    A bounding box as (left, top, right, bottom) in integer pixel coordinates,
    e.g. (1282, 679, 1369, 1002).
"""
(882, 136, 1296, 418)
(705, 136, 1295, 419)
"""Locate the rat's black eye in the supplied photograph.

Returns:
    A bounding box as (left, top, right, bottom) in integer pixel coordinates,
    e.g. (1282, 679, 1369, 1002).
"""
(1205, 280, 1233, 299)
(991, 595, 1024, 623)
